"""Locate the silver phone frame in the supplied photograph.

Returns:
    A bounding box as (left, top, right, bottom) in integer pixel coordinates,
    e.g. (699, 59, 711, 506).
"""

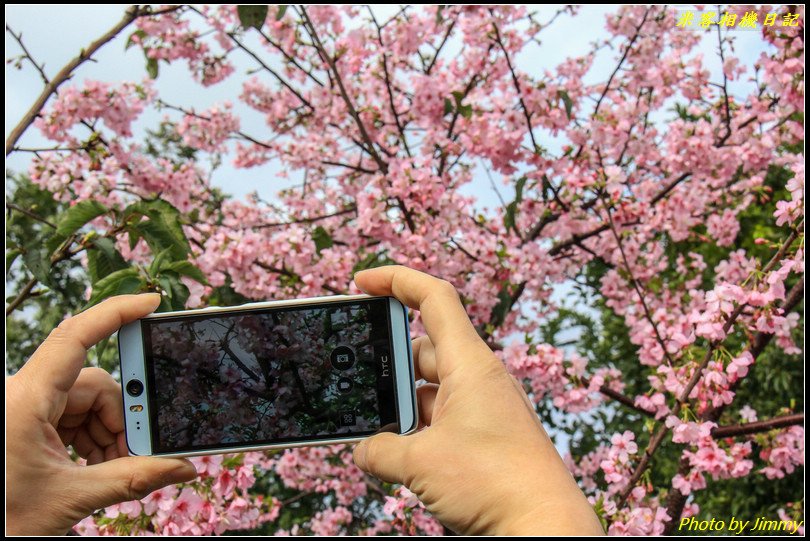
(118, 294, 417, 457)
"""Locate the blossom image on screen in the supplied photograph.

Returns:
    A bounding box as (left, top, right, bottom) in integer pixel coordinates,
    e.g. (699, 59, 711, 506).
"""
(144, 300, 392, 453)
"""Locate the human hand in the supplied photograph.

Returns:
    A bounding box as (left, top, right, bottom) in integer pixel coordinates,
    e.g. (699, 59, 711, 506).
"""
(353, 266, 604, 535)
(5, 294, 198, 535)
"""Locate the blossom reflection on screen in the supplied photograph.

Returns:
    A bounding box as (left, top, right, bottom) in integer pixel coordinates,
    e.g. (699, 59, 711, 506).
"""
(147, 301, 386, 452)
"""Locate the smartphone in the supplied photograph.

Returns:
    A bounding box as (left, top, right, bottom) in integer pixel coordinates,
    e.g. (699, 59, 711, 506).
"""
(118, 294, 417, 457)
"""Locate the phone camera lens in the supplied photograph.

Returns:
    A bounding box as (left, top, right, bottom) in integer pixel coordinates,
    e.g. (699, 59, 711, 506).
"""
(126, 379, 144, 397)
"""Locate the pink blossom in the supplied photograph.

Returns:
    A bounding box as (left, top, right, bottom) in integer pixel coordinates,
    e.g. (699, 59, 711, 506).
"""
(666, 417, 716, 445)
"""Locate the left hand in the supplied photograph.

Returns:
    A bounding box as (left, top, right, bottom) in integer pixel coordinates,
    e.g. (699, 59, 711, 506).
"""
(5, 294, 198, 535)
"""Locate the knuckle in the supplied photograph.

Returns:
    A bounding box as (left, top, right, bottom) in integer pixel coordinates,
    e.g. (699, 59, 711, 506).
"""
(125, 470, 154, 501)
(49, 320, 73, 342)
(82, 367, 119, 391)
(83, 366, 109, 380)
(363, 437, 382, 471)
(435, 279, 459, 299)
(56, 315, 79, 333)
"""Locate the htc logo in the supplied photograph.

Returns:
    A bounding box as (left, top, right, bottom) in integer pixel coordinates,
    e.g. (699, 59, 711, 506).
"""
(380, 354, 390, 378)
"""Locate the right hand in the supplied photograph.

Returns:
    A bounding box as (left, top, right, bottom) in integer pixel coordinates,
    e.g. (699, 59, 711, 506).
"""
(353, 266, 604, 536)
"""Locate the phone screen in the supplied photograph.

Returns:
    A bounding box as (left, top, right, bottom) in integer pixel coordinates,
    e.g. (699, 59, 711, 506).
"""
(141, 298, 399, 454)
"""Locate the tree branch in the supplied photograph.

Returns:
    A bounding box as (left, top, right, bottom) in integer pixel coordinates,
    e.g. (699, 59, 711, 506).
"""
(5, 277, 38, 316)
(6, 202, 57, 228)
(299, 6, 387, 172)
(600, 194, 677, 367)
(254, 207, 357, 229)
(367, 6, 412, 157)
(615, 226, 804, 508)
(6, 6, 145, 156)
(581, 376, 656, 417)
(711, 413, 804, 439)
(661, 276, 804, 533)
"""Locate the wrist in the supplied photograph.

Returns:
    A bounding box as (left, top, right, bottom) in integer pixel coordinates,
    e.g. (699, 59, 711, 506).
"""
(499, 491, 605, 536)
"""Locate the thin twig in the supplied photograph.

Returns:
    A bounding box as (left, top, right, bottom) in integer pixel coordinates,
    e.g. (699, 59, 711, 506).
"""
(6, 202, 57, 228)
(615, 226, 804, 508)
(254, 207, 357, 229)
(367, 6, 412, 157)
(711, 413, 804, 438)
(6, 6, 147, 156)
(600, 194, 677, 367)
(299, 6, 387, 172)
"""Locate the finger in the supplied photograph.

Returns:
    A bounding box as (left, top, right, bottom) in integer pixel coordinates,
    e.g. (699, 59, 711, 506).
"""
(355, 266, 484, 379)
(59, 412, 117, 450)
(117, 431, 130, 458)
(60, 368, 125, 434)
(412, 336, 438, 383)
(57, 425, 79, 446)
(74, 456, 197, 511)
(104, 441, 121, 462)
(87, 413, 118, 449)
(19, 294, 160, 395)
(59, 412, 90, 430)
(417, 384, 439, 428)
(70, 427, 105, 464)
(353, 432, 414, 485)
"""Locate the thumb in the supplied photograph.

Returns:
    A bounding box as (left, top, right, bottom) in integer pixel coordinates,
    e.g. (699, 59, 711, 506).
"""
(353, 432, 412, 484)
(74, 457, 197, 511)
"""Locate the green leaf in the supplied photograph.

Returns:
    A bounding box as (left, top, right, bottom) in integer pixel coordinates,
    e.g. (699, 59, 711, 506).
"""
(87, 267, 143, 307)
(6, 248, 21, 275)
(122, 200, 190, 261)
(443, 98, 453, 116)
(157, 294, 173, 313)
(503, 176, 528, 232)
(450, 91, 472, 118)
(238, 5, 269, 29)
(276, 5, 287, 20)
(95, 336, 111, 360)
(45, 233, 69, 256)
(148, 247, 176, 277)
(134, 220, 188, 260)
(514, 175, 528, 202)
(55, 200, 108, 237)
(351, 251, 395, 274)
(158, 272, 190, 311)
(435, 5, 446, 24)
(86, 237, 129, 283)
(312, 226, 334, 253)
(160, 261, 208, 284)
(146, 57, 159, 79)
(558, 89, 573, 120)
(125, 29, 147, 50)
(23, 246, 51, 285)
(489, 285, 514, 328)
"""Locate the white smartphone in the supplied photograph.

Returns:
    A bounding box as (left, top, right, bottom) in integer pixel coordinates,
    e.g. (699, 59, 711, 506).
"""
(118, 294, 417, 457)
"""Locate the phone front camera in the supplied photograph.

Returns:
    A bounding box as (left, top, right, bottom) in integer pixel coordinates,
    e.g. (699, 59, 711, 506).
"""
(126, 379, 144, 397)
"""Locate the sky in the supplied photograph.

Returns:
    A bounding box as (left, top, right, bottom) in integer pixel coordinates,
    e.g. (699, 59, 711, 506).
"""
(5, 5, 773, 203)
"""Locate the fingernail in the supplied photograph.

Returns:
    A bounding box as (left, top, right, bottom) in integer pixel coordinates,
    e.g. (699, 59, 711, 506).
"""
(168, 460, 198, 483)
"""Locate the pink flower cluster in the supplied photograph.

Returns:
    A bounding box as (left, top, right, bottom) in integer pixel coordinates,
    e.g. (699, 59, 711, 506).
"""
(759, 426, 805, 480)
(74, 453, 278, 535)
(177, 103, 240, 153)
(36, 80, 154, 143)
(380, 487, 444, 536)
(272, 445, 368, 506)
